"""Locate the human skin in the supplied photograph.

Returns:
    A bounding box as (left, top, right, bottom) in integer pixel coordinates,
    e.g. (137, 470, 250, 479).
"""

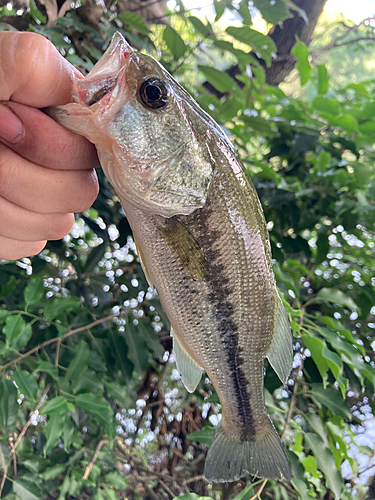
(0, 32, 100, 260)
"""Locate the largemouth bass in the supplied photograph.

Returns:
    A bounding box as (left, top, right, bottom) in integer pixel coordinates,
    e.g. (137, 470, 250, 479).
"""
(49, 32, 293, 483)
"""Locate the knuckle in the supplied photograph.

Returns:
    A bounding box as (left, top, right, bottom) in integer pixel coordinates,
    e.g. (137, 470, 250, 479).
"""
(76, 170, 99, 211)
(48, 213, 75, 240)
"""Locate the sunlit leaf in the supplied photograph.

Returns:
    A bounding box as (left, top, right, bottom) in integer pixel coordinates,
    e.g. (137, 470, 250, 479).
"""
(163, 26, 187, 60)
(292, 39, 311, 86)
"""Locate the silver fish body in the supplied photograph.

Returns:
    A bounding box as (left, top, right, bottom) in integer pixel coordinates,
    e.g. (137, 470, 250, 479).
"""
(49, 32, 293, 483)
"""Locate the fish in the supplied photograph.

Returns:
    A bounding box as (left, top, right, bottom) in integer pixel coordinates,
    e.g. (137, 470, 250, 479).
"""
(48, 32, 293, 483)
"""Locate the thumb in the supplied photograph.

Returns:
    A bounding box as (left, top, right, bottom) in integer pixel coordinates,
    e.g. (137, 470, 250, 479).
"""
(0, 31, 82, 107)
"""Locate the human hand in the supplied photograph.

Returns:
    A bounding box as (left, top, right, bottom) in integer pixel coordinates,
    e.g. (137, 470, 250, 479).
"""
(0, 32, 100, 260)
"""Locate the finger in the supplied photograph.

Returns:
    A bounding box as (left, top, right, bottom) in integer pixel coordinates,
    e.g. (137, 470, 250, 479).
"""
(0, 143, 99, 214)
(0, 195, 74, 241)
(0, 235, 46, 260)
(0, 102, 100, 171)
(0, 32, 81, 107)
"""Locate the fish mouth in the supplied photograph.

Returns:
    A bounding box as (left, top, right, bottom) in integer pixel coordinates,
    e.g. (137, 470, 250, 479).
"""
(74, 32, 133, 108)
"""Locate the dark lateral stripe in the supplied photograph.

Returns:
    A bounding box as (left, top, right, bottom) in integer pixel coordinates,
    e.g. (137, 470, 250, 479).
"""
(189, 199, 256, 437)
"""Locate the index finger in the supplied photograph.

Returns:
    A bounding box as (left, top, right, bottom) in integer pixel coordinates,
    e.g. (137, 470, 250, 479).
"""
(0, 31, 81, 107)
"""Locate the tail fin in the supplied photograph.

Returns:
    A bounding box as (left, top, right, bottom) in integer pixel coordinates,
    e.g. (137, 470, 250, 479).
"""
(204, 417, 291, 483)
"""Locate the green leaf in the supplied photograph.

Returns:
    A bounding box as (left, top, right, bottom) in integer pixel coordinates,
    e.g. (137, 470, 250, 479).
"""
(4, 314, 26, 348)
(125, 324, 149, 373)
(304, 433, 342, 499)
(1, 275, 16, 297)
(39, 464, 67, 480)
(163, 26, 187, 60)
(13, 477, 43, 500)
(105, 471, 127, 489)
(0, 309, 11, 321)
(103, 379, 133, 408)
(13, 370, 38, 402)
(75, 393, 113, 426)
(237, 0, 252, 25)
(104, 485, 120, 500)
(309, 385, 351, 419)
(189, 16, 209, 37)
(41, 396, 69, 416)
(317, 64, 329, 95)
(0, 441, 11, 472)
(43, 296, 82, 321)
(96, 489, 106, 500)
(302, 335, 328, 384)
(24, 277, 45, 305)
(316, 232, 329, 264)
(35, 360, 59, 380)
(315, 288, 358, 310)
(44, 414, 65, 455)
(232, 483, 255, 499)
(63, 417, 76, 452)
(330, 114, 359, 133)
(187, 426, 215, 445)
(118, 11, 149, 35)
(291, 39, 311, 86)
(0, 378, 18, 429)
(313, 96, 340, 115)
(291, 477, 315, 500)
(198, 65, 235, 94)
(213, 0, 225, 21)
(253, 0, 292, 24)
(65, 340, 91, 382)
(84, 243, 107, 272)
(226, 26, 276, 66)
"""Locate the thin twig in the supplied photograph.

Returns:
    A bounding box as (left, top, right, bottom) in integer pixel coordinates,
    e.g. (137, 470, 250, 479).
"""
(281, 375, 299, 442)
(55, 339, 61, 367)
(83, 435, 108, 480)
(183, 474, 206, 485)
(9, 434, 16, 478)
(14, 385, 51, 451)
(249, 478, 267, 500)
(0, 314, 117, 372)
(0, 469, 7, 497)
(158, 478, 175, 498)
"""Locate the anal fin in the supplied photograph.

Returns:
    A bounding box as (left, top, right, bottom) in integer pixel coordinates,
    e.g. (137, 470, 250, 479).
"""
(266, 294, 293, 385)
(172, 328, 204, 393)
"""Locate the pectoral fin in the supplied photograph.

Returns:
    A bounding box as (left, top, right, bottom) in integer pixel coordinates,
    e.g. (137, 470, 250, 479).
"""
(172, 328, 204, 393)
(157, 218, 209, 280)
(133, 235, 154, 289)
(266, 294, 293, 385)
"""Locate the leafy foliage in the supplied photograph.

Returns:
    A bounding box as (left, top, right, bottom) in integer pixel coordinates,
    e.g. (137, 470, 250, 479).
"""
(0, 1, 374, 499)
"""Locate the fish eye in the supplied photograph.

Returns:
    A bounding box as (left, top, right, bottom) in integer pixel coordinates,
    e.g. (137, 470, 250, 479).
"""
(139, 77, 169, 109)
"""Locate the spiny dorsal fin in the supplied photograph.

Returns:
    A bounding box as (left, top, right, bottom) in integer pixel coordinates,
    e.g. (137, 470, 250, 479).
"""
(266, 294, 293, 385)
(171, 328, 204, 393)
(157, 218, 209, 281)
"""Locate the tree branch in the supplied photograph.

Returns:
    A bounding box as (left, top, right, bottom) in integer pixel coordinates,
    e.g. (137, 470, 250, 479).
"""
(0, 314, 117, 372)
(13, 385, 51, 451)
(83, 434, 108, 480)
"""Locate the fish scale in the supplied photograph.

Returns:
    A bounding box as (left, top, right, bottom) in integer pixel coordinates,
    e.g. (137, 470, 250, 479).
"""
(49, 31, 293, 483)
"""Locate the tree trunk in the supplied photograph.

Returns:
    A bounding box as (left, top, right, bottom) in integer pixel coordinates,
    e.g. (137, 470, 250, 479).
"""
(204, 0, 328, 96)
(265, 0, 328, 85)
